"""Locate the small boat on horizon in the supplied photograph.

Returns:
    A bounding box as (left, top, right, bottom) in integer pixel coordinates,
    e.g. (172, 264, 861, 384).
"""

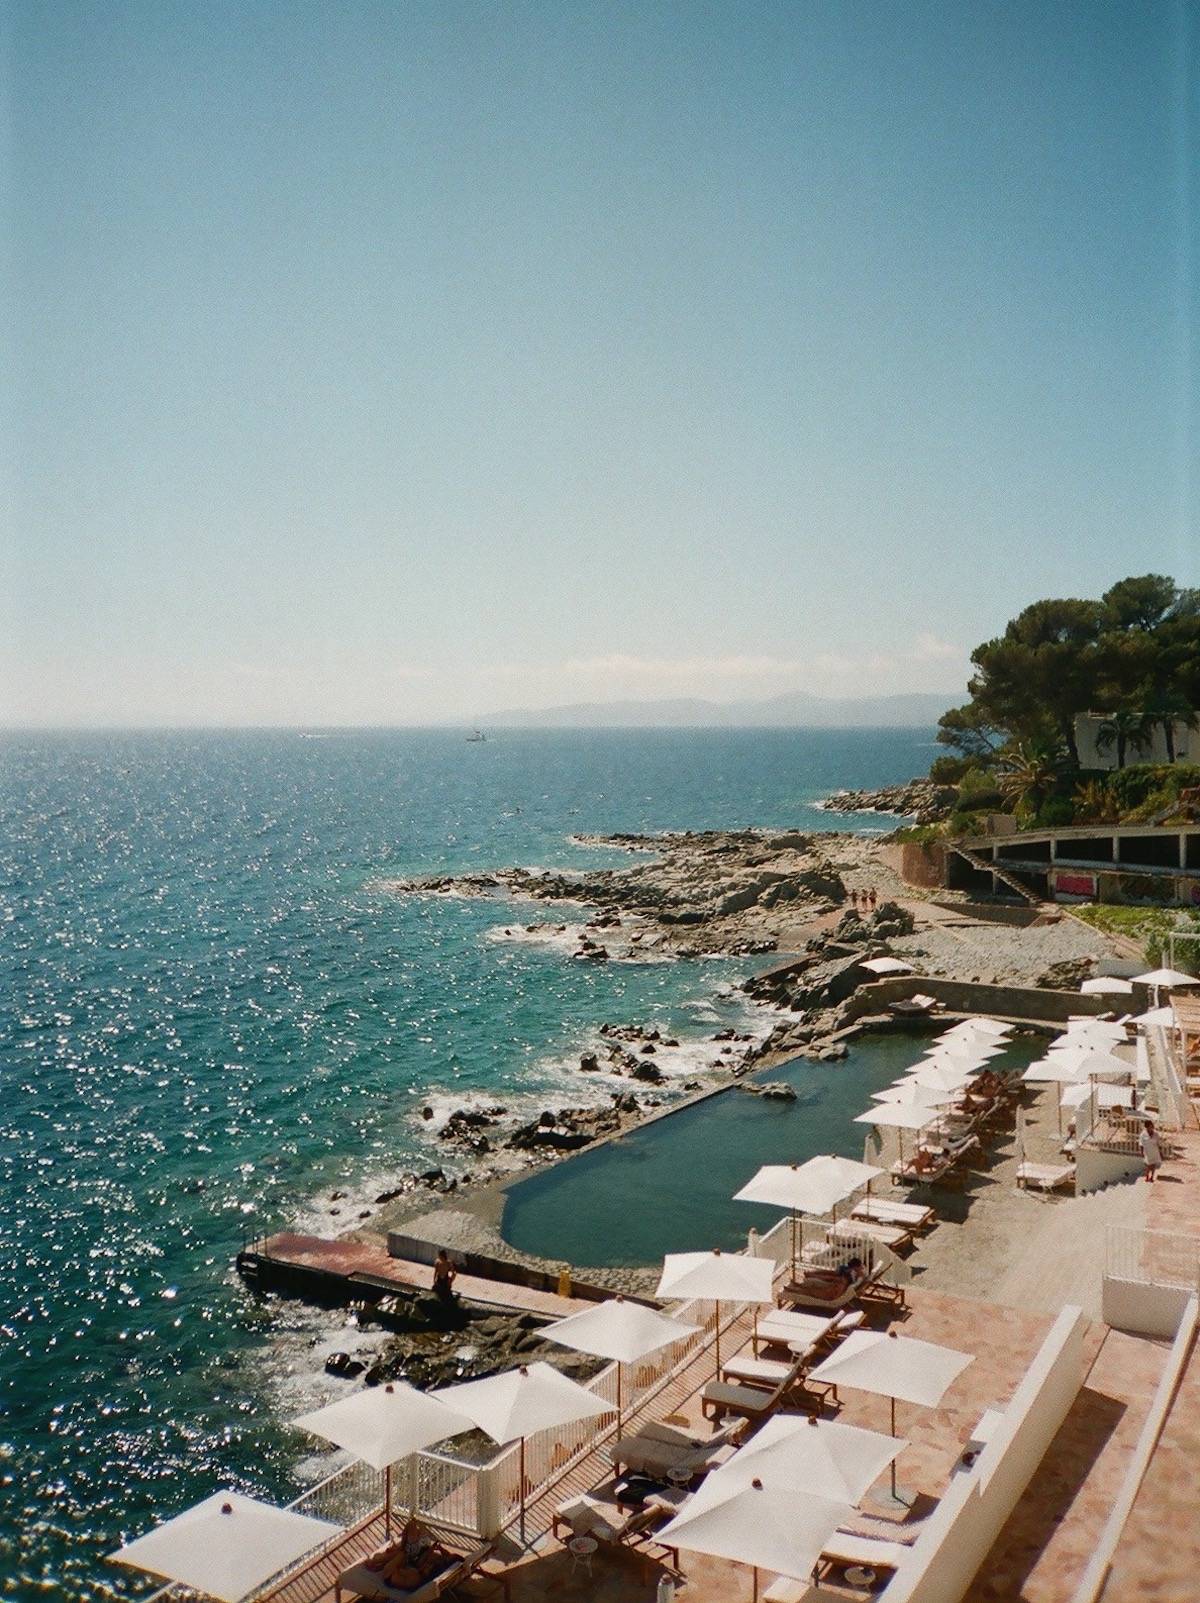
(466, 728, 487, 743)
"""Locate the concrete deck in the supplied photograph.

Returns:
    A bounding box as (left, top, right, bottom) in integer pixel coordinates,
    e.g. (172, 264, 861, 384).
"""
(245, 1233, 590, 1319)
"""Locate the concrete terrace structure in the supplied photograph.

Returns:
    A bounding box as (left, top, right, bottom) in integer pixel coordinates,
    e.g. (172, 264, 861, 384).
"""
(947, 823, 1200, 908)
(131, 1014, 1200, 1603)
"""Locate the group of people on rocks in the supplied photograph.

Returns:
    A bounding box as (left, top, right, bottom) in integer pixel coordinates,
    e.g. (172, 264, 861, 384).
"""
(850, 887, 878, 916)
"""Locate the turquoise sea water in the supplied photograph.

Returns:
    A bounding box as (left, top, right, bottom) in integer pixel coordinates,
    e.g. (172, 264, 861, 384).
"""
(0, 727, 929, 1599)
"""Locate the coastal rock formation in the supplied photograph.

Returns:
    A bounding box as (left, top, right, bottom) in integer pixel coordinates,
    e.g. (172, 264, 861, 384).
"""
(378, 830, 849, 956)
(825, 779, 957, 825)
(363, 1302, 607, 1391)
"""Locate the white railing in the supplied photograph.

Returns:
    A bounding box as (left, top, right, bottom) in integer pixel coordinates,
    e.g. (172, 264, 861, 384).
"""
(1146, 1024, 1192, 1132)
(1106, 1226, 1200, 1291)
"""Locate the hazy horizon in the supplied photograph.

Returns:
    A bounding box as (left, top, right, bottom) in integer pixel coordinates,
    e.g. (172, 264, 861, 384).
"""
(6, 2, 1197, 727)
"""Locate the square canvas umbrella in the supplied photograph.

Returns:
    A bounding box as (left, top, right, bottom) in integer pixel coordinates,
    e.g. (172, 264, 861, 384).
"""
(854, 1100, 940, 1170)
(1080, 977, 1134, 996)
(541, 1296, 698, 1435)
(909, 1063, 978, 1093)
(808, 1329, 972, 1513)
(111, 1491, 340, 1603)
(860, 955, 915, 975)
(657, 1479, 851, 1602)
(1133, 968, 1198, 1002)
(293, 1381, 473, 1533)
(871, 1082, 955, 1107)
(656, 1249, 776, 1371)
(921, 1043, 1002, 1067)
(936, 1018, 1012, 1042)
(734, 1157, 883, 1275)
(698, 1413, 905, 1508)
(434, 1362, 612, 1543)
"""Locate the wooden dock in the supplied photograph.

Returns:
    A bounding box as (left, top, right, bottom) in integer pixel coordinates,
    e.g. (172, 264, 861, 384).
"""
(240, 1232, 590, 1320)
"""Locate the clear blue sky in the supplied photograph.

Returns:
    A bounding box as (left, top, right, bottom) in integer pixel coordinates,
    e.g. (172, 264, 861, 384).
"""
(4, 0, 1196, 725)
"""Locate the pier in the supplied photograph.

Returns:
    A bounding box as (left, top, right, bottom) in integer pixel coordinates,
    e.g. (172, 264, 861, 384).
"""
(238, 1232, 590, 1320)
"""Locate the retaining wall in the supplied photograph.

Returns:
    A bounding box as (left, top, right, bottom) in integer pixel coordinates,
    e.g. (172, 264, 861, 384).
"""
(843, 977, 1115, 1027)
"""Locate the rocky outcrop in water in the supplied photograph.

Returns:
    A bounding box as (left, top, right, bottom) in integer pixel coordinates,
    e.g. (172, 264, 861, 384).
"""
(377, 830, 848, 956)
(823, 780, 956, 825)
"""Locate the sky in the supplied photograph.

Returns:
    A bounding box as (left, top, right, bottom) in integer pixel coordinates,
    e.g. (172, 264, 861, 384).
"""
(3, 0, 1197, 726)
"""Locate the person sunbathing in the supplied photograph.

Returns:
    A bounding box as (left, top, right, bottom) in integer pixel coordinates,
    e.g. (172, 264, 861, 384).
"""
(908, 1147, 942, 1175)
(792, 1257, 865, 1299)
(376, 1519, 449, 1590)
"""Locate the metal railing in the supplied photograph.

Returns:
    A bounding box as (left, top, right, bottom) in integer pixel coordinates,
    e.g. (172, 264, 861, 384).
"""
(1106, 1227, 1200, 1291)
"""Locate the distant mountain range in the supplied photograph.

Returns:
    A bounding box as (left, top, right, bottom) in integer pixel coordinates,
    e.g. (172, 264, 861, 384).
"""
(476, 690, 952, 728)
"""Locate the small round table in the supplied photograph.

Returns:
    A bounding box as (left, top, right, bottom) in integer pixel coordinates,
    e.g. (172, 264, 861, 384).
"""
(567, 1534, 597, 1579)
(845, 1564, 878, 1589)
(666, 1464, 694, 1488)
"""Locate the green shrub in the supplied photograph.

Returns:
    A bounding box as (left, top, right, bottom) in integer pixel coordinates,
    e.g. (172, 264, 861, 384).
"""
(1033, 796, 1076, 828)
(928, 754, 970, 784)
(948, 808, 991, 837)
(957, 767, 1004, 809)
(891, 823, 946, 844)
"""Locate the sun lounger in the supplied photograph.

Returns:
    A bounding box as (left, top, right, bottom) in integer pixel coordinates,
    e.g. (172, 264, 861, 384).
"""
(889, 993, 940, 1016)
(702, 1353, 836, 1422)
(608, 1419, 742, 1477)
(553, 1479, 687, 1545)
(851, 1197, 935, 1230)
(753, 1308, 863, 1355)
(720, 1354, 795, 1387)
(336, 1541, 502, 1603)
(1016, 1162, 1076, 1192)
(829, 1217, 911, 1251)
(816, 1530, 907, 1578)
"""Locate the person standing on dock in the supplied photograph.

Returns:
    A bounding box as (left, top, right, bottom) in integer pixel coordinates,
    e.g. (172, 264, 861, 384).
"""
(433, 1248, 458, 1303)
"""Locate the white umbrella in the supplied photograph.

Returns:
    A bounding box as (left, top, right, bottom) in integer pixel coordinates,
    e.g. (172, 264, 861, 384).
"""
(656, 1249, 775, 1372)
(657, 1479, 850, 1602)
(1030, 1048, 1131, 1082)
(854, 1100, 940, 1170)
(293, 1381, 472, 1533)
(936, 1017, 1012, 1041)
(808, 1329, 973, 1511)
(433, 1362, 611, 1543)
(1133, 967, 1198, 988)
(1061, 1080, 1135, 1111)
(1055, 1021, 1128, 1046)
(871, 1082, 955, 1107)
(860, 956, 915, 975)
(111, 1492, 339, 1603)
(1080, 977, 1134, 996)
(541, 1296, 698, 1435)
(701, 1413, 905, 1507)
(734, 1157, 883, 1274)
(921, 1043, 1002, 1066)
(1133, 1005, 1176, 1027)
(908, 1063, 977, 1093)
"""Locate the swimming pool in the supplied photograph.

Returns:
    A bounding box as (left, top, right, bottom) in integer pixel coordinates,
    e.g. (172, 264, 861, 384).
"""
(501, 1030, 1034, 1268)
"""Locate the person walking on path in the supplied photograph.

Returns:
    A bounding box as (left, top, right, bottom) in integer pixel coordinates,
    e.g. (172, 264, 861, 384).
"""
(1139, 1121, 1163, 1183)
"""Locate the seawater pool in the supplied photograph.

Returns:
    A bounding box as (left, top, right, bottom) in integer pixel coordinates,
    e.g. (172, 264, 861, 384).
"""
(501, 1030, 1038, 1267)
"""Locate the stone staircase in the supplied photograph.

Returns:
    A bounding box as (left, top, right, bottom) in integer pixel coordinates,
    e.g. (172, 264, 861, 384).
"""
(949, 843, 1044, 907)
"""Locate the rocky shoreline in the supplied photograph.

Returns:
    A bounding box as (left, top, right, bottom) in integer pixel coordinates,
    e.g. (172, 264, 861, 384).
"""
(375, 828, 848, 958)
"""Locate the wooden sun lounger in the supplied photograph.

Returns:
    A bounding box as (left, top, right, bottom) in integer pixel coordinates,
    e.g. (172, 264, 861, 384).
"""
(851, 1197, 935, 1230)
(608, 1419, 743, 1477)
(753, 1308, 863, 1356)
(829, 1216, 911, 1251)
(1016, 1161, 1076, 1192)
(816, 1530, 907, 1578)
(335, 1540, 505, 1603)
(702, 1353, 837, 1422)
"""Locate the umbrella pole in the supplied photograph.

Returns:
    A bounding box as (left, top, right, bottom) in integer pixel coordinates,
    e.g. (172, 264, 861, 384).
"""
(715, 1299, 721, 1373)
(753, 1565, 759, 1603)
(791, 1209, 796, 1278)
(890, 1395, 898, 1499)
(385, 1463, 392, 1539)
(617, 1361, 623, 1441)
(519, 1436, 527, 1546)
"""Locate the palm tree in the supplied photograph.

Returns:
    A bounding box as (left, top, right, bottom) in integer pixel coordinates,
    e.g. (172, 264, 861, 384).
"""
(1073, 779, 1120, 825)
(1095, 709, 1154, 770)
(1141, 689, 1198, 764)
(998, 739, 1066, 816)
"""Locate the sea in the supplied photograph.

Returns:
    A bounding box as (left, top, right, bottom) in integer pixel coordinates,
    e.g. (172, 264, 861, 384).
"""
(0, 726, 931, 1599)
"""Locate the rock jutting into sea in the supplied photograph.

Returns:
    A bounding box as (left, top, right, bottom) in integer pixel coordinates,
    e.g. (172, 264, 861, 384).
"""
(377, 829, 848, 957)
(821, 778, 957, 824)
